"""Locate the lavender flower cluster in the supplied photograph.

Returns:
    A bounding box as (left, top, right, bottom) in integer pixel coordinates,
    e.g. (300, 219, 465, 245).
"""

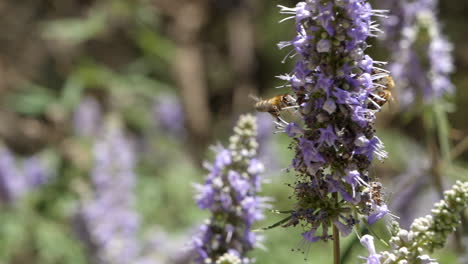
(277, 0, 389, 242)
(76, 118, 142, 264)
(0, 146, 51, 205)
(73, 96, 102, 138)
(192, 114, 269, 264)
(153, 94, 186, 138)
(380, 0, 454, 106)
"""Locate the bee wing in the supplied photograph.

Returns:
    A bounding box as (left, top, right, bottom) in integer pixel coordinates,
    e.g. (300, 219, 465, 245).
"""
(249, 94, 261, 102)
(387, 87, 398, 112)
(279, 107, 304, 127)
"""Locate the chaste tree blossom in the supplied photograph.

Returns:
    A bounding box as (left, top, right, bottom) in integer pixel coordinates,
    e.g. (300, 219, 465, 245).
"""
(73, 96, 102, 138)
(153, 94, 186, 138)
(192, 114, 269, 264)
(255, 113, 282, 175)
(75, 117, 141, 264)
(276, 0, 389, 243)
(0, 147, 28, 204)
(0, 146, 52, 205)
(379, 0, 454, 106)
(360, 181, 468, 264)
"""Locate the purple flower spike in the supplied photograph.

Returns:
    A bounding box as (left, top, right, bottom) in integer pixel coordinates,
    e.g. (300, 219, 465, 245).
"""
(75, 118, 142, 264)
(192, 114, 269, 264)
(379, 0, 454, 106)
(276, 0, 391, 242)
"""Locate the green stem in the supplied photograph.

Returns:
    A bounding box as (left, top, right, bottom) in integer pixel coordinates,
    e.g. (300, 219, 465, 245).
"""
(333, 223, 340, 264)
(340, 225, 367, 263)
(431, 104, 464, 253)
(257, 215, 292, 231)
(332, 193, 340, 264)
(433, 103, 451, 163)
(423, 108, 444, 198)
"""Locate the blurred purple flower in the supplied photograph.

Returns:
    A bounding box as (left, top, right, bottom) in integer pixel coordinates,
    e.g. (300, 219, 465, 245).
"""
(137, 227, 193, 264)
(192, 114, 269, 264)
(255, 113, 282, 174)
(22, 156, 51, 187)
(153, 95, 185, 137)
(379, 0, 454, 106)
(76, 119, 142, 264)
(0, 147, 52, 204)
(73, 96, 102, 138)
(255, 113, 274, 147)
(0, 147, 26, 203)
(277, 0, 389, 242)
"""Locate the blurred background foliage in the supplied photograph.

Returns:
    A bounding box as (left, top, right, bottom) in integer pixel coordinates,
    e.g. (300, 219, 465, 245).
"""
(0, 0, 466, 263)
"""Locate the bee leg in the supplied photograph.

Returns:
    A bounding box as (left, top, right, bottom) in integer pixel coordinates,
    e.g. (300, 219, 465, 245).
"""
(285, 94, 297, 102)
(370, 92, 386, 101)
(277, 116, 289, 125)
(273, 116, 288, 130)
(367, 98, 381, 110)
(281, 106, 300, 110)
(268, 107, 281, 119)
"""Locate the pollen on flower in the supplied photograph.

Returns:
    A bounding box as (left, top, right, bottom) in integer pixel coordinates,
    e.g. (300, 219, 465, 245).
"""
(215, 251, 242, 264)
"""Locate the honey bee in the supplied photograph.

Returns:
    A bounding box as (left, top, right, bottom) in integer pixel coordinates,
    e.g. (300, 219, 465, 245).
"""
(251, 94, 296, 119)
(368, 69, 395, 110)
(370, 182, 384, 206)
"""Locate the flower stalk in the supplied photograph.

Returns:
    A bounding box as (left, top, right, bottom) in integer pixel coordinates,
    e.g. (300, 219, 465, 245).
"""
(333, 193, 340, 264)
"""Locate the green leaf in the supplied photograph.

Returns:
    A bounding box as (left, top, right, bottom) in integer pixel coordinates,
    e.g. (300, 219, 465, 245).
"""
(41, 12, 107, 45)
(9, 83, 57, 116)
(35, 219, 86, 264)
(256, 215, 292, 231)
(134, 27, 174, 63)
(0, 211, 28, 260)
(60, 75, 84, 112)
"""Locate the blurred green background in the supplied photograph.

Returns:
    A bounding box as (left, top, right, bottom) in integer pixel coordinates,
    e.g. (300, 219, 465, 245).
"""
(0, 0, 466, 263)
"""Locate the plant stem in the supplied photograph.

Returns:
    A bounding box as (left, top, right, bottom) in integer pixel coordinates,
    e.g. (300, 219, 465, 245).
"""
(433, 103, 451, 163)
(333, 192, 340, 264)
(333, 223, 340, 264)
(423, 111, 444, 198)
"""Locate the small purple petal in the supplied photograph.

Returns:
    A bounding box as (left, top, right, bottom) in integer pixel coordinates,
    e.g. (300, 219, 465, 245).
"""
(302, 229, 320, 243)
(368, 204, 388, 225)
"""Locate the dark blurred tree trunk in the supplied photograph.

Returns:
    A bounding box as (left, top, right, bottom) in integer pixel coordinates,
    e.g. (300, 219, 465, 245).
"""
(227, 0, 258, 116)
(169, 1, 212, 165)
